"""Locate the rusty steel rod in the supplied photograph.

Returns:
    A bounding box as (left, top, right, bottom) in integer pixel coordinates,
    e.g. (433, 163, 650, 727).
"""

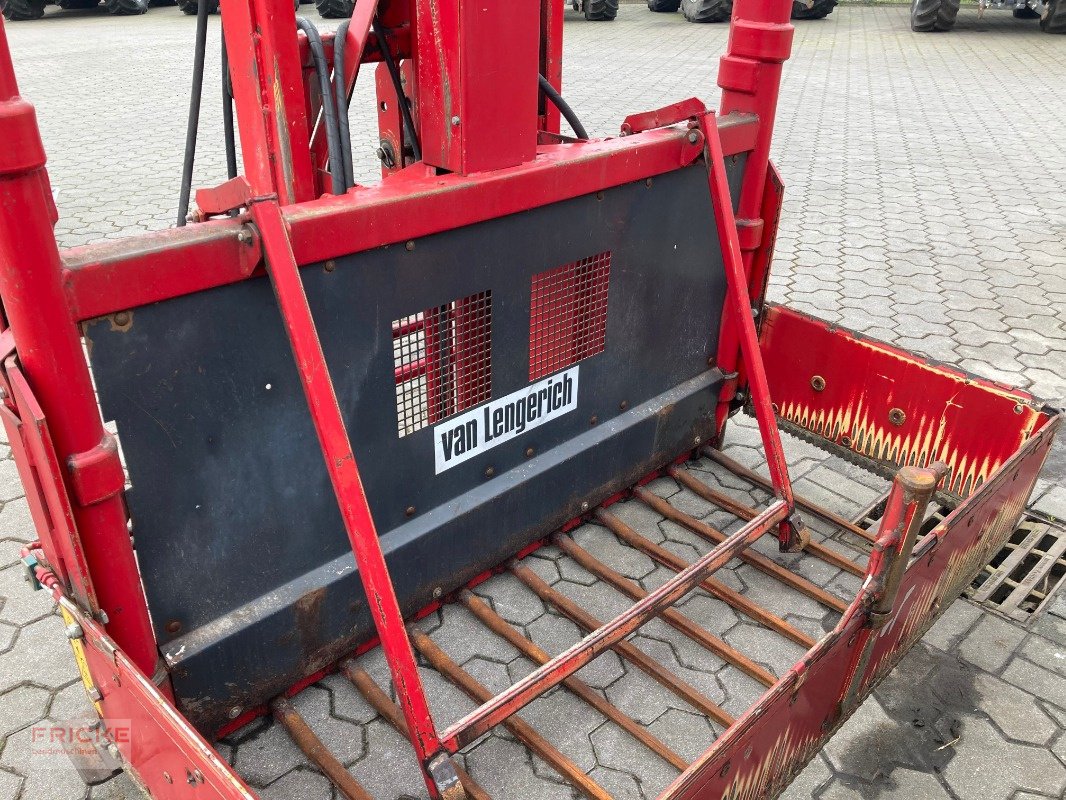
(270, 696, 373, 800)
(667, 466, 866, 578)
(458, 589, 689, 772)
(595, 508, 816, 650)
(705, 447, 878, 544)
(440, 501, 783, 749)
(510, 562, 736, 729)
(340, 663, 493, 800)
(409, 630, 612, 800)
(635, 487, 849, 614)
(552, 534, 776, 688)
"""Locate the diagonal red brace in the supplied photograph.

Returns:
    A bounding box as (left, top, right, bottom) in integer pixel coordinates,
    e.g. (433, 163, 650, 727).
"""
(248, 197, 460, 800)
(698, 111, 807, 552)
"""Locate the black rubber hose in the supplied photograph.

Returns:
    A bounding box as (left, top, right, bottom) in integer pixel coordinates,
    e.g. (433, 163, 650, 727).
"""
(221, 33, 238, 182)
(296, 16, 345, 195)
(539, 74, 588, 141)
(372, 18, 421, 164)
(333, 20, 354, 189)
(177, 0, 209, 226)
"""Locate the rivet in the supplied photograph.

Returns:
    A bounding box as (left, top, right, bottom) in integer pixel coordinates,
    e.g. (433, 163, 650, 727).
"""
(596, 191, 604, 201)
(451, 115, 461, 126)
(324, 259, 336, 273)
(646, 178, 653, 187)
(590, 415, 598, 426)
(432, 586, 443, 599)
(484, 466, 495, 478)
(1014, 403, 1024, 414)
(405, 505, 416, 517)
(163, 772, 173, 784)
(581, 501, 590, 512)
(694, 436, 702, 445)
(888, 408, 906, 427)
(228, 706, 242, 720)
(688, 130, 700, 144)
(405, 240, 415, 251)
(719, 761, 730, 778)
(165, 620, 182, 635)
(237, 229, 253, 245)
(619, 400, 628, 411)
(810, 375, 826, 392)
(841, 435, 852, 448)
(525, 447, 535, 458)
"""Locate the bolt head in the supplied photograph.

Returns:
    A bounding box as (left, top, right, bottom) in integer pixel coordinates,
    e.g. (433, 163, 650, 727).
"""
(580, 501, 590, 512)
(687, 130, 700, 144)
(228, 706, 242, 720)
(451, 115, 461, 126)
(66, 622, 84, 640)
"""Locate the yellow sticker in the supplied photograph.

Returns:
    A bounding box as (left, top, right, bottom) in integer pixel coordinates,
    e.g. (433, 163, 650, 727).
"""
(60, 606, 103, 715)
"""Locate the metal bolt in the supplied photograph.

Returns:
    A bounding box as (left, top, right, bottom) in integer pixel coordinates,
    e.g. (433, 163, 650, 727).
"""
(525, 447, 534, 458)
(810, 375, 826, 392)
(163, 772, 173, 785)
(841, 435, 852, 448)
(596, 191, 604, 201)
(646, 178, 653, 187)
(580, 501, 589, 512)
(1014, 403, 1024, 414)
(484, 466, 495, 478)
(228, 706, 242, 720)
(324, 259, 336, 273)
(112, 311, 132, 329)
(405, 505, 416, 517)
(432, 586, 443, 599)
(405, 240, 415, 251)
(165, 620, 182, 635)
(619, 400, 628, 411)
(66, 622, 84, 640)
(187, 769, 205, 786)
(888, 407, 906, 426)
(589, 415, 598, 426)
(87, 687, 103, 702)
(694, 436, 702, 446)
(451, 115, 461, 126)
(237, 228, 253, 245)
(96, 610, 110, 625)
(687, 130, 700, 144)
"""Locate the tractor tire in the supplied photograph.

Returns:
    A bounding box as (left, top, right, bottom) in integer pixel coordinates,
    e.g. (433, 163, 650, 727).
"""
(1012, 5, 1039, 17)
(791, 0, 836, 19)
(315, 0, 351, 17)
(104, 0, 146, 13)
(1041, 0, 1066, 31)
(910, 0, 960, 30)
(681, 0, 732, 23)
(647, 0, 681, 11)
(57, 0, 98, 7)
(176, 0, 216, 12)
(1, 0, 47, 20)
(584, 0, 618, 20)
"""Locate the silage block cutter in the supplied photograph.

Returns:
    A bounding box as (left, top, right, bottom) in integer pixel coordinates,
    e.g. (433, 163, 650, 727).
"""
(0, 0, 1060, 797)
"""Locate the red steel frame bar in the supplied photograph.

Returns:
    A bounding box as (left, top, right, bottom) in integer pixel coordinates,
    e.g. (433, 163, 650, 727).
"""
(0, 19, 159, 677)
(438, 499, 788, 750)
(698, 109, 804, 552)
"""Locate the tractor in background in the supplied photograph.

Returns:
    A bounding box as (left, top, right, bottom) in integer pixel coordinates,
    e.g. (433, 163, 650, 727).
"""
(910, 0, 1064, 32)
(648, 0, 836, 22)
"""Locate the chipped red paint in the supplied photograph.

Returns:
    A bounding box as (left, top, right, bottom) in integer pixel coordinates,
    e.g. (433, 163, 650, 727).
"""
(759, 303, 1049, 497)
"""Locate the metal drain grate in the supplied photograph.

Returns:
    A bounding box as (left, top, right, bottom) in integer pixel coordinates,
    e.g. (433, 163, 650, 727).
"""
(967, 511, 1066, 623)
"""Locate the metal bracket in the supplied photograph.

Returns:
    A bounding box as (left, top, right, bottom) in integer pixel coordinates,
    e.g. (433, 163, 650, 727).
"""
(64, 718, 123, 786)
(67, 434, 125, 508)
(426, 753, 467, 800)
(620, 98, 707, 136)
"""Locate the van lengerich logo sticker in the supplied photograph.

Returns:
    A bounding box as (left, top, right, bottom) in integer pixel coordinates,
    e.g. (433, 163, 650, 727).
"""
(434, 366, 579, 473)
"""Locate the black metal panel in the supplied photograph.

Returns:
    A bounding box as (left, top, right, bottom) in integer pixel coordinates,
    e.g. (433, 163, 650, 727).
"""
(86, 162, 735, 733)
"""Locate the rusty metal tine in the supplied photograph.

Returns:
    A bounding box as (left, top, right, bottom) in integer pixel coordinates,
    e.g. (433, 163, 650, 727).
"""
(340, 663, 493, 800)
(852, 490, 891, 535)
(635, 487, 849, 614)
(595, 508, 817, 650)
(552, 534, 777, 688)
(668, 466, 866, 578)
(705, 447, 879, 544)
(509, 562, 736, 729)
(458, 589, 689, 772)
(270, 696, 373, 800)
(409, 630, 613, 800)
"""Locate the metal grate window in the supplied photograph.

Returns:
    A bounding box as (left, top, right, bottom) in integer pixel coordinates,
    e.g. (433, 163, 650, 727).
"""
(529, 251, 611, 381)
(393, 291, 492, 437)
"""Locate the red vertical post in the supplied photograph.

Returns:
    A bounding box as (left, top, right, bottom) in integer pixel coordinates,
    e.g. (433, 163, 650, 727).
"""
(539, 0, 563, 134)
(0, 20, 159, 676)
(414, 0, 539, 174)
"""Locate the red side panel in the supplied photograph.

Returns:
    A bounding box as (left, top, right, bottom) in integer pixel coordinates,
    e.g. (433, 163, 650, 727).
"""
(759, 304, 1048, 497)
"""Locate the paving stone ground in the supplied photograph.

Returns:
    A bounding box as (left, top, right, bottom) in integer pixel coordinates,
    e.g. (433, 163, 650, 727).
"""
(0, 3, 1064, 799)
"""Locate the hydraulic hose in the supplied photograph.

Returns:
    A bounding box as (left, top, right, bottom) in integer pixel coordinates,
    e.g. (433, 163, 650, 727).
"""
(372, 18, 422, 164)
(176, 0, 210, 226)
(221, 34, 238, 182)
(538, 74, 588, 141)
(333, 20, 355, 190)
(296, 17, 345, 195)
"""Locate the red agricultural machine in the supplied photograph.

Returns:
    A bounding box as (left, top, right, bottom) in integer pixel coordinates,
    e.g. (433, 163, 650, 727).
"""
(910, 0, 1064, 33)
(0, 0, 1060, 797)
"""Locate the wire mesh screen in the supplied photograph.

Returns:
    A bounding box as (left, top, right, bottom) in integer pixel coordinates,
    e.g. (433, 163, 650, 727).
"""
(529, 251, 611, 381)
(393, 291, 493, 437)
